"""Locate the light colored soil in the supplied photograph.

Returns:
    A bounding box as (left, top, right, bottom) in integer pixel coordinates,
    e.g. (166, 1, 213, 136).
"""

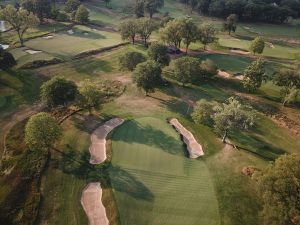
(81, 182, 109, 225)
(230, 49, 250, 55)
(114, 75, 131, 84)
(89, 118, 124, 164)
(169, 118, 204, 158)
(266, 42, 275, 48)
(25, 49, 42, 54)
(218, 70, 232, 78)
(43, 35, 54, 39)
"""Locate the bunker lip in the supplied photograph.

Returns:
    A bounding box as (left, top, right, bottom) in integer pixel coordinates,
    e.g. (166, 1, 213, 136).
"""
(81, 182, 109, 225)
(89, 117, 124, 164)
(169, 118, 204, 158)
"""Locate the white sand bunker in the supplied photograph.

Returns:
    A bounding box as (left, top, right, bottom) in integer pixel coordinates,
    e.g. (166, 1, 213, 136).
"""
(25, 49, 42, 54)
(218, 70, 232, 78)
(169, 118, 204, 158)
(81, 182, 109, 225)
(89, 118, 124, 164)
(83, 32, 89, 36)
(230, 49, 250, 55)
(43, 35, 54, 39)
(266, 42, 275, 48)
(67, 29, 74, 34)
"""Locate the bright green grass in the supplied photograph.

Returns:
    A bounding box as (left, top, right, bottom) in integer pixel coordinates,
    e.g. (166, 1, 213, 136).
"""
(110, 117, 220, 225)
(25, 25, 123, 59)
(218, 36, 300, 60)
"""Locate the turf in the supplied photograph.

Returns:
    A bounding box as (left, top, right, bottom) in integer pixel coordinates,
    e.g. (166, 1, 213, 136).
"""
(110, 117, 220, 225)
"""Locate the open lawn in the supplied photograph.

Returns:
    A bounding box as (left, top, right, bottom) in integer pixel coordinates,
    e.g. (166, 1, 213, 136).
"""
(25, 25, 123, 59)
(110, 117, 220, 225)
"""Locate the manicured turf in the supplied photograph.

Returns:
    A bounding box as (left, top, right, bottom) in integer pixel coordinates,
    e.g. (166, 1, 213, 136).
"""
(25, 25, 122, 59)
(110, 117, 220, 225)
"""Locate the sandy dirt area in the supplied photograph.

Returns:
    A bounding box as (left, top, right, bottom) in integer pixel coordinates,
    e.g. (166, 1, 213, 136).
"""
(230, 49, 250, 55)
(89, 118, 124, 164)
(218, 70, 232, 78)
(81, 182, 109, 225)
(169, 118, 204, 158)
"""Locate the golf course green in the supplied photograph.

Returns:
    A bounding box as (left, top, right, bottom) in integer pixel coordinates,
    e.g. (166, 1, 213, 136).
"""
(110, 117, 220, 225)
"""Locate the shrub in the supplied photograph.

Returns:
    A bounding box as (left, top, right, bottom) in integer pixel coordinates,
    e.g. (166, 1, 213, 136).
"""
(118, 51, 146, 71)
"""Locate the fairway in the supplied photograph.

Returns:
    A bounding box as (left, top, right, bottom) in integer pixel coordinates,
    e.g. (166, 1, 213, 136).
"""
(110, 117, 220, 225)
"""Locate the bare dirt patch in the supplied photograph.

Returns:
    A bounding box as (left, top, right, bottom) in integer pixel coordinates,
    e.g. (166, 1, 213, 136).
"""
(230, 49, 250, 55)
(218, 70, 232, 78)
(169, 118, 204, 158)
(81, 182, 109, 225)
(89, 118, 124, 164)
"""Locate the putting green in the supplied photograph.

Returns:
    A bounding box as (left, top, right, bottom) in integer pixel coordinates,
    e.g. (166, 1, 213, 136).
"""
(110, 117, 220, 225)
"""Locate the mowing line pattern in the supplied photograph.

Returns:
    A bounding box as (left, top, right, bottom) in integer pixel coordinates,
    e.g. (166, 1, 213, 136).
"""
(110, 117, 220, 225)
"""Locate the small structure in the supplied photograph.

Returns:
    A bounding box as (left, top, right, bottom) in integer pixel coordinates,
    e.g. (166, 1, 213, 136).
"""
(169, 118, 204, 158)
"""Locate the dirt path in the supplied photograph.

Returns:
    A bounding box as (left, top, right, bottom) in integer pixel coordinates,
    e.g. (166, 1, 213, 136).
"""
(169, 118, 204, 158)
(82, 118, 124, 225)
(0, 102, 44, 158)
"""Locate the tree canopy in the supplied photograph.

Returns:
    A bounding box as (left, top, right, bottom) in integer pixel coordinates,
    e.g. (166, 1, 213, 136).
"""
(40, 77, 78, 108)
(148, 42, 170, 66)
(243, 58, 266, 92)
(75, 5, 89, 23)
(258, 153, 300, 225)
(25, 112, 62, 149)
(223, 14, 238, 35)
(118, 51, 146, 71)
(137, 17, 158, 46)
(119, 19, 138, 44)
(250, 36, 265, 55)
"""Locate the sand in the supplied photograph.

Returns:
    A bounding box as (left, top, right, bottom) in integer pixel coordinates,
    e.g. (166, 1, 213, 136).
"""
(89, 118, 124, 164)
(218, 70, 232, 78)
(169, 118, 204, 158)
(81, 182, 109, 225)
(67, 29, 74, 34)
(25, 49, 42, 54)
(230, 49, 250, 55)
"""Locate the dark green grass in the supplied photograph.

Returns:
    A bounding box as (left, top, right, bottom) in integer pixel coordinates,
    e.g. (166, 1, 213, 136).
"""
(110, 117, 220, 225)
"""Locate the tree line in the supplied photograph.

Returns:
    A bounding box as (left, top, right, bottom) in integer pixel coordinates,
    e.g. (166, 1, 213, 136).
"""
(180, 0, 300, 23)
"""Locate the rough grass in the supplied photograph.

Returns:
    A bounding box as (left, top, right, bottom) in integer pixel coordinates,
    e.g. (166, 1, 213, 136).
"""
(110, 117, 220, 225)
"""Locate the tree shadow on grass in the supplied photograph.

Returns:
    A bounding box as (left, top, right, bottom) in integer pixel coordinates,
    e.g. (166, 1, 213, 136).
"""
(113, 120, 184, 156)
(52, 146, 153, 201)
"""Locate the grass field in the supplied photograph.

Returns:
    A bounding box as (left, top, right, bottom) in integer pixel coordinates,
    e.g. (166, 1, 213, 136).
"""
(110, 117, 220, 225)
(25, 25, 122, 59)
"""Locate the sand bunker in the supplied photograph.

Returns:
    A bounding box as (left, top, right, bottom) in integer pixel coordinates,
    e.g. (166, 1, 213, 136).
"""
(67, 29, 74, 34)
(81, 182, 109, 225)
(266, 42, 275, 48)
(89, 118, 124, 164)
(43, 35, 54, 39)
(230, 49, 250, 55)
(169, 118, 204, 158)
(25, 49, 42, 54)
(218, 70, 232, 78)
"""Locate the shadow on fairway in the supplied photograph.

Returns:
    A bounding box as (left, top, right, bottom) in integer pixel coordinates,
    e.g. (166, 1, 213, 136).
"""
(114, 120, 184, 156)
(52, 147, 153, 200)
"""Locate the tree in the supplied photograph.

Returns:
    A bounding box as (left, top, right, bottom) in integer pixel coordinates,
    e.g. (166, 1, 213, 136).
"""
(273, 68, 300, 106)
(144, 0, 164, 18)
(137, 17, 158, 46)
(0, 46, 16, 70)
(133, 60, 162, 95)
(257, 153, 300, 225)
(65, 0, 81, 13)
(181, 18, 198, 54)
(160, 18, 184, 49)
(192, 99, 215, 126)
(75, 5, 89, 23)
(25, 112, 62, 149)
(170, 56, 201, 86)
(119, 19, 138, 44)
(40, 77, 78, 108)
(118, 51, 146, 71)
(213, 97, 255, 143)
(199, 23, 217, 50)
(243, 58, 266, 92)
(21, 0, 52, 20)
(199, 59, 218, 79)
(104, 0, 111, 8)
(77, 79, 103, 114)
(250, 36, 265, 55)
(148, 42, 170, 66)
(223, 14, 238, 35)
(0, 5, 39, 46)
(134, 0, 145, 18)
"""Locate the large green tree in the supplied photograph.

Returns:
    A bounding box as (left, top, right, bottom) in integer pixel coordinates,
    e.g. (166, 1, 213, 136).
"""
(148, 42, 170, 66)
(75, 5, 89, 23)
(243, 58, 267, 92)
(181, 18, 198, 54)
(133, 60, 162, 95)
(258, 153, 300, 225)
(192, 99, 216, 126)
(137, 17, 158, 46)
(0, 46, 16, 70)
(40, 76, 78, 108)
(144, 0, 164, 18)
(0, 5, 39, 46)
(65, 0, 81, 13)
(198, 23, 217, 50)
(250, 36, 265, 55)
(160, 18, 184, 49)
(273, 68, 300, 106)
(25, 112, 62, 149)
(119, 19, 138, 44)
(223, 14, 238, 35)
(21, 0, 52, 20)
(118, 51, 146, 71)
(213, 97, 255, 142)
